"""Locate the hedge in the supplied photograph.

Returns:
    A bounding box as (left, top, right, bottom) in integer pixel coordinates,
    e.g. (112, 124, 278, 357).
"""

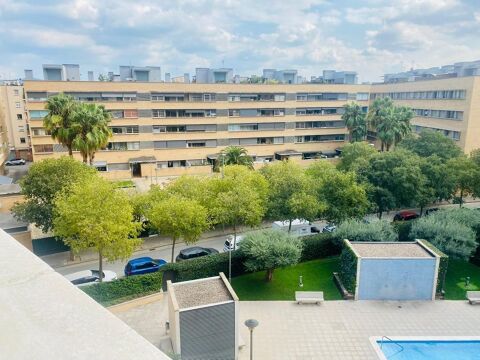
(338, 240, 357, 294)
(82, 233, 341, 306)
(418, 239, 449, 295)
(392, 220, 414, 242)
(82, 271, 163, 307)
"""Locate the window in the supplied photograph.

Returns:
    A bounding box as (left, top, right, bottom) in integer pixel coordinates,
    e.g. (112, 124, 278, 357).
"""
(229, 109, 240, 117)
(151, 94, 165, 101)
(20, 137, 26, 144)
(15, 102, 20, 108)
(295, 121, 345, 129)
(14, 89, 19, 96)
(295, 134, 345, 143)
(356, 93, 369, 101)
(32, 128, 50, 136)
(187, 141, 206, 148)
(123, 110, 138, 118)
(152, 109, 165, 118)
(29, 110, 49, 119)
(153, 125, 165, 133)
(34, 144, 53, 153)
(228, 124, 258, 131)
(111, 126, 139, 134)
(18, 126, 24, 132)
(110, 110, 124, 119)
(107, 142, 140, 151)
(17, 114, 22, 120)
(274, 94, 285, 102)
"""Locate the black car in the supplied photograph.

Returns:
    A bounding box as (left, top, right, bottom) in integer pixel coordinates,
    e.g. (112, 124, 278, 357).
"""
(310, 226, 321, 233)
(176, 246, 219, 262)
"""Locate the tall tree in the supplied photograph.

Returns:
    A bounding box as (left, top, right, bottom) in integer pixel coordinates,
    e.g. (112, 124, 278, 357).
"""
(261, 161, 321, 231)
(148, 195, 209, 262)
(306, 161, 369, 223)
(217, 146, 254, 170)
(399, 129, 462, 160)
(53, 176, 142, 281)
(71, 103, 112, 164)
(240, 229, 302, 282)
(12, 157, 97, 233)
(342, 102, 367, 142)
(43, 93, 79, 156)
(337, 141, 378, 175)
(447, 156, 480, 207)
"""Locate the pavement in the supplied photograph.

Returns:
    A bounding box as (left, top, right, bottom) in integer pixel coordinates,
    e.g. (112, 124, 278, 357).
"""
(111, 294, 480, 360)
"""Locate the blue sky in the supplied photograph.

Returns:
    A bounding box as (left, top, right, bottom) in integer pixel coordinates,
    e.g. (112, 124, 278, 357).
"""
(0, 0, 479, 82)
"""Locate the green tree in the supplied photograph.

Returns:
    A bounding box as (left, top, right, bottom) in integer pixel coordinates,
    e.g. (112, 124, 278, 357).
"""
(419, 155, 456, 205)
(470, 148, 480, 167)
(337, 141, 378, 175)
(399, 129, 462, 160)
(71, 103, 112, 164)
(217, 146, 254, 170)
(43, 93, 79, 156)
(334, 219, 398, 244)
(240, 229, 303, 281)
(365, 149, 427, 218)
(447, 156, 480, 207)
(148, 195, 209, 262)
(306, 161, 369, 223)
(342, 102, 367, 142)
(12, 157, 96, 233)
(410, 216, 476, 260)
(53, 176, 142, 281)
(367, 97, 413, 151)
(261, 161, 321, 231)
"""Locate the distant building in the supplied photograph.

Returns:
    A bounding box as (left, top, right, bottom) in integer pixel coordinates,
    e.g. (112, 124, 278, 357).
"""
(311, 70, 358, 84)
(42, 64, 80, 81)
(119, 66, 161, 82)
(195, 68, 234, 83)
(263, 69, 299, 84)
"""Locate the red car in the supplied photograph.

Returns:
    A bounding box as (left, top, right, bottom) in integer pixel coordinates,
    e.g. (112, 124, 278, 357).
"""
(393, 210, 420, 221)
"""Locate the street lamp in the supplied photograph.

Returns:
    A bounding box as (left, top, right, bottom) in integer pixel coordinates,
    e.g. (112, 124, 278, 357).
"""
(244, 319, 259, 360)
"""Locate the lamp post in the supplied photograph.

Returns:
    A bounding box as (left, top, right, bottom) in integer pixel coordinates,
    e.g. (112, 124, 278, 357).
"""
(244, 319, 259, 360)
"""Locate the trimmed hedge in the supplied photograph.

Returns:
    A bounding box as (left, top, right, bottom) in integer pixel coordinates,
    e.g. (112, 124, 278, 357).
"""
(392, 220, 414, 242)
(419, 239, 449, 295)
(338, 240, 357, 294)
(301, 233, 341, 261)
(82, 271, 163, 307)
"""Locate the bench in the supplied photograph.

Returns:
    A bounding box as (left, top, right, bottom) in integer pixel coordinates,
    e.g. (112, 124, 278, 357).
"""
(467, 291, 480, 305)
(295, 291, 324, 305)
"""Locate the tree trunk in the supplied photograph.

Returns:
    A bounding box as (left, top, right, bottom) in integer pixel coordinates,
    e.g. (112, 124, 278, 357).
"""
(381, 142, 385, 152)
(171, 237, 177, 263)
(68, 146, 73, 157)
(98, 251, 103, 283)
(82, 152, 88, 164)
(89, 151, 95, 165)
(460, 189, 464, 208)
(420, 206, 424, 216)
(288, 219, 292, 233)
(378, 210, 383, 219)
(265, 268, 274, 282)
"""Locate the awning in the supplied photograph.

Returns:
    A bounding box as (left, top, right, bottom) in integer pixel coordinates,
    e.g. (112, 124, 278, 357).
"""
(92, 161, 107, 168)
(275, 150, 302, 156)
(321, 151, 338, 157)
(207, 154, 220, 160)
(128, 156, 156, 164)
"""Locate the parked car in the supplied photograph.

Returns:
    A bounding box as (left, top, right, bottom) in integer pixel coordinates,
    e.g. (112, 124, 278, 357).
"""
(223, 235, 244, 252)
(272, 219, 314, 237)
(393, 210, 420, 221)
(124, 257, 167, 276)
(5, 158, 26, 166)
(176, 246, 219, 262)
(425, 208, 440, 216)
(65, 270, 117, 287)
(310, 226, 321, 233)
(322, 223, 337, 233)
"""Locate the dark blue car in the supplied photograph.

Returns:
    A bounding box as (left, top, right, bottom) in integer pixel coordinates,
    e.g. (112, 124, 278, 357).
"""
(124, 257, 167, 276)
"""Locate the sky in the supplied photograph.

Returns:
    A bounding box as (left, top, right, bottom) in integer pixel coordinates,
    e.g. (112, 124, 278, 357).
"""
(0, 0, 479, 83)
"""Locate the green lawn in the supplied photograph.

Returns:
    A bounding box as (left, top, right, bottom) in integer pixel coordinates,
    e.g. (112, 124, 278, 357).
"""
(444, 259, 480, 300)
(231, 257, 342, 301)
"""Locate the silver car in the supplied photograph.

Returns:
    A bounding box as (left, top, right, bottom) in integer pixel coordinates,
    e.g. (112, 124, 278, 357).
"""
(65, 270, 117, 287)
(5, 158, 26, 166)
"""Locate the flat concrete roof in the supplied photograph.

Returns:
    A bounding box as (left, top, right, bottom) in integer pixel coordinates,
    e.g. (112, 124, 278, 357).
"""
(172, 277, 233, 309)
(349, 242, 434, 258)
(0, 229, 169, 360)
(0, 183, 21, 195)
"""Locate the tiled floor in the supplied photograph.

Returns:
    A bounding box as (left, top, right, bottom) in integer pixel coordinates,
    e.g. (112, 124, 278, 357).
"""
(113, 296, 480, 359)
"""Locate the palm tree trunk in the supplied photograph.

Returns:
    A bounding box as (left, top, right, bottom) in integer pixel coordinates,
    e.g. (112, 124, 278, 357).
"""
(171, 237, 177, 263)
(68, 146, 73, 157)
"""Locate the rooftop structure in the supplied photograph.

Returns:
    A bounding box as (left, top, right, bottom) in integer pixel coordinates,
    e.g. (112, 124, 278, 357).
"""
(119, 65, 161, 82)
(42, 64, 80, 81)
(349, 242, 434, 258)
(195, 67, 234, 83)
(311, 70, 358, 84)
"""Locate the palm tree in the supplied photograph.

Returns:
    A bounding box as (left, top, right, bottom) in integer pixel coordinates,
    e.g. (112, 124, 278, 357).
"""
(367, 97, 413, 151)
(217, 146, 254, 170)
(43, 94, 78, 156)
(342, 103, 366, 142)
(71, 103, 112, 164)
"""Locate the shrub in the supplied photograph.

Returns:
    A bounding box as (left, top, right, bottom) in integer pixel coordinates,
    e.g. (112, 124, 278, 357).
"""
(333, 219, 398, 244)
(338, 240, 357, 294)
(301, 233, 341, 261)
(240, 229, 303, 281)
(82, 271, 163, 307)
(393, 221, 415, 242)
(418, 239, 449, 295)
(410, 216, 476, 260)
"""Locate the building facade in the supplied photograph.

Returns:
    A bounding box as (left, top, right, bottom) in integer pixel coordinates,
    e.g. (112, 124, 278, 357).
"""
(0, 83, 31, 161)
(371, 76, 480, 154)
(23, 80, 370, 178)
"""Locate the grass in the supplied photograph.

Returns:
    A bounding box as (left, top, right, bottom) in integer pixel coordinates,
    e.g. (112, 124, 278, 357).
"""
(231, 257, 342, 301)
(112, 180, 135, 188)
(444, 259, 480, 300)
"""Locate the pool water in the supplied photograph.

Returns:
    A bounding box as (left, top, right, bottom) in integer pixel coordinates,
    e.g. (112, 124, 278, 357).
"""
(379, 340, 480, 359)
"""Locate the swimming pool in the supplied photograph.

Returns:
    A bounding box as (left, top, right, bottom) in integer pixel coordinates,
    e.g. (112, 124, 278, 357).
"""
(372, 337, 480, 359)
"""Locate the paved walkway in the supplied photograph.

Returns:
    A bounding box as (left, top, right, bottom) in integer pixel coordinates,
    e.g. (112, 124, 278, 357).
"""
(111, 296, 480, 360)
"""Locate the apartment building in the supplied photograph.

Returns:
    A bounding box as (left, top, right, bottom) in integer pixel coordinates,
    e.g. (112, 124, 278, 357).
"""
(371, 76, 480, 153)
(24, 81, 370, 178)
(0, 82, 31, 161)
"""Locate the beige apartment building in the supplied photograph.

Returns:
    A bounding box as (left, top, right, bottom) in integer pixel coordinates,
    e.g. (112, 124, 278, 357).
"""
(371, 76, 480, 154)
(0, 83, 31, 161)
(23, 81, 370, 178)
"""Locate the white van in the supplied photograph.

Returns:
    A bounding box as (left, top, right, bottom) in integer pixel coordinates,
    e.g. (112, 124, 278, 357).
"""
(272, 219, 313, 237)
(223, 234, 244, 252)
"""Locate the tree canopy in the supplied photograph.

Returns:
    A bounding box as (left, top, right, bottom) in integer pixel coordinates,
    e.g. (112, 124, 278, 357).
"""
(53, 176, 142, 280)
(12, 157, 97, 233)
(337, 141, 378, 174)
(447, 156, 480, 206)
(342, 102, 367, 142)
(399, 129, 462, 160)
(217, 146, 254, 169)
(240, 229, 303, 281)
(334, 219, 398, 244)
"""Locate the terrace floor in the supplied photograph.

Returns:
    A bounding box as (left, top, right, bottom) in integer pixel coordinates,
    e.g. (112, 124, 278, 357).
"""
(111, 295, 480, 359)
